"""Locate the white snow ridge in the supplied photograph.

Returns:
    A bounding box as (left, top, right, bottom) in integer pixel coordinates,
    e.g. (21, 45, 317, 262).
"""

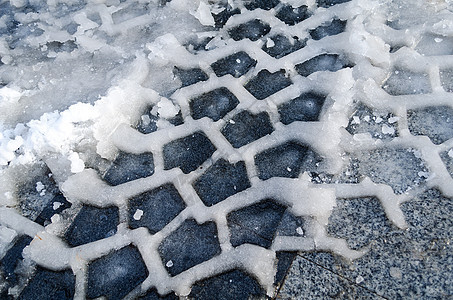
(0, 0, 453, 299)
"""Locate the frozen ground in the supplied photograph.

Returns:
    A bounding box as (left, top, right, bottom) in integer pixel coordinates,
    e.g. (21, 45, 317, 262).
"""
(0, 0, 452, 299)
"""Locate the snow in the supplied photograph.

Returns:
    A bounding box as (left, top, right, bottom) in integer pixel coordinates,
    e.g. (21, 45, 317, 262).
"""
(0, 0, 452, 298)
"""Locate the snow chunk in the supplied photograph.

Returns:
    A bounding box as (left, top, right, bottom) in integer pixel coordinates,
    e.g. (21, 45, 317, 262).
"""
(381, 124, 395, 135)
(68, 152, 85, 173)
(133, 209, 144, 221)
(448, 149, 453, 158)
(191, 1, 215, 27)
(157, 98, 179, 119)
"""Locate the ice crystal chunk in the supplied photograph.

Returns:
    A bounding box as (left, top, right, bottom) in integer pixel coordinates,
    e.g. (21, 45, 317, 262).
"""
(317, 0, 351, 8)
(228, 199, 286, 248)
(276, 5, 310, 25)
(211, 51, 257, 78)
(221, 111, 273, 148)
(158, 219, 221, 276)
(212, 6, 240, 28)
(244, 0, 280, 10)
(103, 152, 154, 186)
(19, 267, 75, 299)
(382, 69, 432, 95)
(87, 245, 148, 300)
(128, 184, 186, 233)
(189, 270, 265, 299)
(295, 54, 350, 77)
(163, 132, 216, 173)
(34, 193, 72, 226)
(228, 19, 271, 41)
(255, 142, 321, 180)
(328, 197, 394, 250)
(440, 69, 453, 92)
(356, 148, 428, 194)
(244, 69, 292, 100)
(262, 35, 306, 59)
(310, 19, 347, 40)
(278, 92, 326, 124)
(173, 67, 209, 88)
(64, 205, 119, 247)
(1, 235, 32, 288)
(190, 87, 240, 121)
(193, 159, 250, 207)
(135, 107, 159, 134)
(407, 106, 453, 145)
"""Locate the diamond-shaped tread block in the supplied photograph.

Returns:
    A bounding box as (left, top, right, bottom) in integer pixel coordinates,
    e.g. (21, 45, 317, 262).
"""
(276, 5, 310, 25)
(407, 106, 453, 145)
(227, 199, 286, 248)
(190, 87, 239, 121)
(221, 111, 273, 148)
(64, 205, 119, 247)
(262, 35, 306, 59)
(18, 267, 75, 300)
(136, 107, 159, 134)
(34, 193, 72, 226)
(87, 245, 149, 300)
(255, 141, 321, 180)
(193, 159, 251, 207)
(1, 235, 32, 288)
(129, 184, 186, 233)
(327, 197, 393, 250)
(189, 270, 265, 299)
(278, 92, 326, 124)
(244, 69, 292, 100)
(173, 66, 208, 87)
(244, 0, 280, 10)
(383, 68, 432, 95)
(228, 19, 271, 41)
(163, 131, 216, 173)
(211, 51, 257, 78)
(212, 6, 240, 28)
(295, 54, 350, 77)
(310, 19, 347, 40)
(317, 0, 351, 7)
(158, 219, 221, 276)
(103, 152, 154, 186)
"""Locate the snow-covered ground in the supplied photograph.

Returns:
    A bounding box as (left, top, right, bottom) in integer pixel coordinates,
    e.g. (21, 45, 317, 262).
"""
(0, 0, 453, 298)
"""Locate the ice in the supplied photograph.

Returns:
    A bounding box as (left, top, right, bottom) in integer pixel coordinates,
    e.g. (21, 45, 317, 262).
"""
(1, 0, 453, 298)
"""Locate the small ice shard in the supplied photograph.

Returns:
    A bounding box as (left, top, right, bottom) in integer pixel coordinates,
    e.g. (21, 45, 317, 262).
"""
(36, 182, 45, 193)
(53, 202, 63, 210)
(448, 149, 453, 158)
(191, 1, 215, 27)
(157, 98, 179, 119)
(353, 132, 373, 142)
(352, 116, 360, 124)
(296, 227, 304, 235)
(388, 116, 399, 124)
(266, 38, 275, 48)
(166, 260, 174, 268)
(133, 209, 144, 221)
(68, 152, 85, 173)
(355, 275, 364, 284)
(382, 124, 395, 135)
